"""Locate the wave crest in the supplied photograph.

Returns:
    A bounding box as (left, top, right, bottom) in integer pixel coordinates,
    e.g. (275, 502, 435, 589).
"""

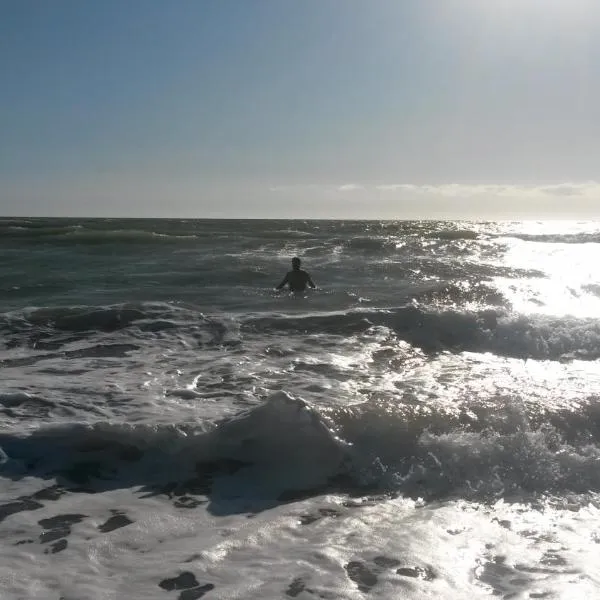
(3, 392, 600, 509)
(245, 306, 600, 361)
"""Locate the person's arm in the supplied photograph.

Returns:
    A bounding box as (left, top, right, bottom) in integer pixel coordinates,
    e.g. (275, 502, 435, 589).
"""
(307, 274, 316, 288)
(275, 273, 289, 290)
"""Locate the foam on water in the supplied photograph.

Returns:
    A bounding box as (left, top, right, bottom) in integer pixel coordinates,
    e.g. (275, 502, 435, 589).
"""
(3, 388, 600, 514)
(2, 417, 600, 598)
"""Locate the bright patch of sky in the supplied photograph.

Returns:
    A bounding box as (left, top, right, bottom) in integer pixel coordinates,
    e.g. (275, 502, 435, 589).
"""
(1, 0, 599, 218)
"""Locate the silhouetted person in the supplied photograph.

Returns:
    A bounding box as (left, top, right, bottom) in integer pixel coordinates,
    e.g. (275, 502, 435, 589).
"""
(276, 257, 316, 292)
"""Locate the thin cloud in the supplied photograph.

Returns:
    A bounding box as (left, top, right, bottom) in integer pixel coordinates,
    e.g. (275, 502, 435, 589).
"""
(263, 181, 600, 218)
(373, 182, 600, 198)
(269, 183, 364, 193)
(337, 184, 363, 192)
(270, 182, 600, 198)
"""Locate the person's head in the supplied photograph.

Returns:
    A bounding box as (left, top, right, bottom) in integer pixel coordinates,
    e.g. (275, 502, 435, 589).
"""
(291, 257, 301, 270)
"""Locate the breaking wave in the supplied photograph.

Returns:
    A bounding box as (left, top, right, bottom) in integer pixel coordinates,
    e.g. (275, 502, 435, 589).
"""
(3, 301, 600, 361)
(245, 305, 600, 361)
(2, 392, 600, 510)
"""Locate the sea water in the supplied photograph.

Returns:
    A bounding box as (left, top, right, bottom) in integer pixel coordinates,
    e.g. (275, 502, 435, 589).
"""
(1, 218, 600, 599)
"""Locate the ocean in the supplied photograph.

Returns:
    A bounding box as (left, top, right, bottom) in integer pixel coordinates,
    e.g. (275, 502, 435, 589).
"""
(1, 217, 600, 599)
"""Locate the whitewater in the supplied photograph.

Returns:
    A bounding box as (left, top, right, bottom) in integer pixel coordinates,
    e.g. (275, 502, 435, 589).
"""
(2, 217, 600, 599)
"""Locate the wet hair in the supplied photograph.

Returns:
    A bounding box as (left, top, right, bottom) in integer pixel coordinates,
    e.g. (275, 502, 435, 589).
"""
(292, 257, 301, 268)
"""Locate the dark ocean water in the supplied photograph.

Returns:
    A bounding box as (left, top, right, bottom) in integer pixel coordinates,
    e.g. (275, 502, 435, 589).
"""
(1, 218, 600, 599)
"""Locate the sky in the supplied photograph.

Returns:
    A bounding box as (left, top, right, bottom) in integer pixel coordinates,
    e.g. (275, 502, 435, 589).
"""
(1, 0, 600, 219)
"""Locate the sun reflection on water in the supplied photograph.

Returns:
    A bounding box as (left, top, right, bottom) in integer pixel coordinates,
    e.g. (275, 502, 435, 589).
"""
(487, 222, 600, 317)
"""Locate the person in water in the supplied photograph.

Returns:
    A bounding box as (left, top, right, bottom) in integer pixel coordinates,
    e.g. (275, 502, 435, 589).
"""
(276, 257, 316, 292)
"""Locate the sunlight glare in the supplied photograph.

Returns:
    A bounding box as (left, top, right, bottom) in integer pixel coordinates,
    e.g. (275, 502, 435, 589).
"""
(495, 235, 600, 318)
(457, 0, 597, 39)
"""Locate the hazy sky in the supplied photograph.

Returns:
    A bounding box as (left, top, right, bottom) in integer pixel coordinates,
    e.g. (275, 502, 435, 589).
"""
(2, 0, 600, 218)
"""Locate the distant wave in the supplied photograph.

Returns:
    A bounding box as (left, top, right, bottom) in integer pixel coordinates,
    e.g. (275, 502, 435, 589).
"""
(339, 229, 479, 252)
(426, 229, 479, 240)
(0, 225, 198, 245)
(342, 237, 397, 252)
(412, 281, 508, 306)
(505, 232, 600, 244)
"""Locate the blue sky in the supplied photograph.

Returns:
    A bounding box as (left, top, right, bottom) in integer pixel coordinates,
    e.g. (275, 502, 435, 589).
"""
(2, 0, 600, 218)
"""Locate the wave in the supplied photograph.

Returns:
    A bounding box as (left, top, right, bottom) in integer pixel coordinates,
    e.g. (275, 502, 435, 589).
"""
(0, 394, 347, 507)
(326, 394, 600, 501)
(426, 229, 479, 240)
(1, 302, 195, 333)
(0, 392, 54, 408)
(412, 281, 508, 306)
(245, 305, 600, 361)
(65, 229, 198, 243)
(0, 303, 241, 351)
(3, 301, 600, 361)
(0, 225, 199, 245)
(2, 392, 600, 511)
(342, 237, 397, 252)
(262, 229, 316, 239)
(583, 284, 600, 297)
(507, 233, 600, 244)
